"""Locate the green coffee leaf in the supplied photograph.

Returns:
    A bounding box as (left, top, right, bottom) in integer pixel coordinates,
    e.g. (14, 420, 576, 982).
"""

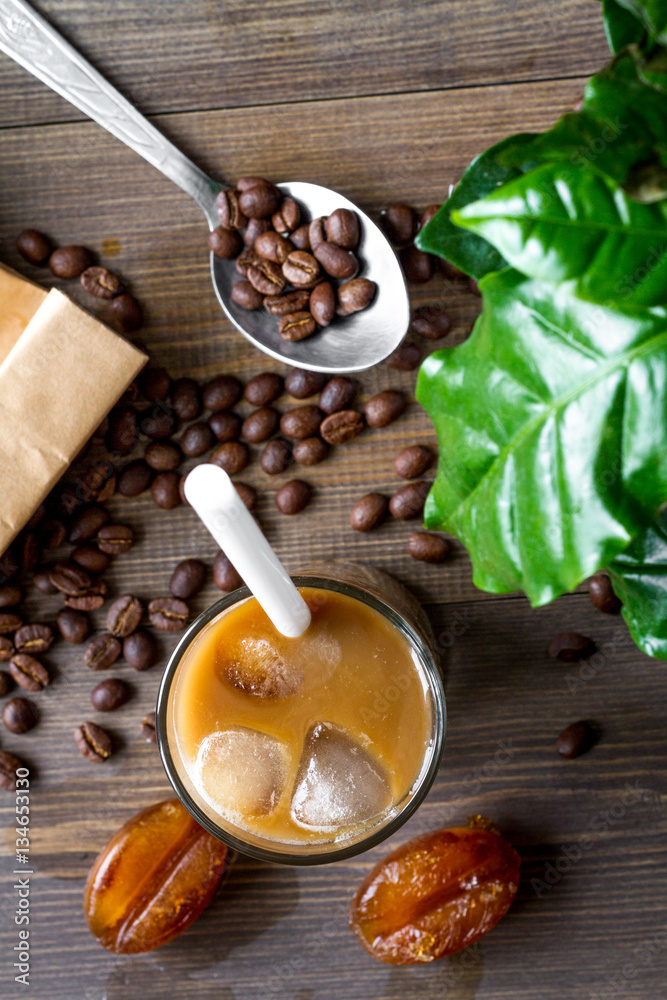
(608, 515, 667, 657)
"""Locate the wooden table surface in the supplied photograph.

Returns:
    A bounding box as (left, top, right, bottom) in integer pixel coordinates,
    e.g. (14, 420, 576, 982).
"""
(1, 2, 666, 998)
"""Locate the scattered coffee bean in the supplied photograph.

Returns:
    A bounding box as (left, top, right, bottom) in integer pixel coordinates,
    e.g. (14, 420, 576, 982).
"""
(17, 228, 52, 264)
(80, 265, 123, 299)
(379, 204, 417, 246)
(411, 305, 451, 340)
(401, 245, 434, 283)
(170, 559, 207, 600)
(248, 259, 287, 296)
(242, 406, 279, 443)
(278, 311, 317, 341)
(337, 278, 376, 315)
(65, 588, 108, 612)
(235, 482, 258, 510)
(141, 710, 157, 743)
(556, 720, 597, 759)
(0, 670, 13, 695)
(33, 570, 58, 595)
(407, 532, 451, 563)
(313, 242, 359, 279)
(236, 247, 259, 276)
(148, 597, 189, 632)
(180, 422, 215, 458)
(272, 197, 301, 233)
(290, 224, 311, 250)
(0, 585, 21, 608)
(140, 406, 178, 440)
(389, 480, 430, 520)
(49, 245, 92, 279)
(91, 678, 131, 712)
(216, 188, 247, 229)
(3, 697, 38, 734)
(395, 445, 435, 479)
(238, 182, 281, 219)
(124, 630, 158, 671)
(71, 545, 110, 574)
(320, 409, 365, 445)
(309, 217, 327, 251)
(49, 562, 91, 597)
(588, 573, 622, 614)
(292, 437, 328, 466)
(365, 389, 407, 428)
(284, 369, 327, 398)
(10, 654, 49, 692)
(106, 595, 143, 638)
(209, 411, 242, 443)
(171, 378, 202, 421)
(275, 479, 312, 515)
(0, 750, 24, 790)
(0, 612, 21, 635)
(117, 459, 153, 497)
(83, 634, 122, 671)
(106, 406, 138, 455)
(213, 551, 243, 591)
(255, 230, 293, 264)
(97, 524, 134, 555)
(208, 226, 242, 258)
(318, 377, 357, 415)
(0, 639, 14, 663)
(231, 280, 264, 309)
(74, 721, 113, 762)
(57, 607, 91, 644)
(18, 532, 40, 573)
(15, 624, 53, 655)
(151, 471, 182, 510)
(203, 375, 243, 412)
(325, 208, 360, 250)
(261, 438, 292, 475)
(350, 493, 389, 532)
(139, 366, 171, 402)
(548, 633, 596, 662)
(210, 441, 250, 475)
(264, 288, 311, 316)
(69, 503, 110, 543)
(40, 518, 67, 548)
(244, 372, 283, 406)
(243, 217, 270, 247)
(105, 293, 143, 333)
(145, 440, 181, 471)
(280, 406, 323, 441)
(309, 281, 336, 326)
(282, 250, 320, 287)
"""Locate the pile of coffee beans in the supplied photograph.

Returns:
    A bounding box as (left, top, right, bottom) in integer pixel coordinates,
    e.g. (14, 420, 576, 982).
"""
(209, 177, 376, 342)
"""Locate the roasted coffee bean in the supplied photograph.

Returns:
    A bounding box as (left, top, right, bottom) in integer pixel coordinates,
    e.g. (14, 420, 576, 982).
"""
(65, 588, 107, 611)
(213, 550, 243, 591)
(234, 482, 258, 510)
(337, 278, 376, 315)
(278, 311, 317, 341)
(290, 224, 311, 250)
(275, 479, 312, 515)
(208, 226, 242, 259)
(97, 524, 134, 555)
(140, 406, 178, 440)
(379, 204, 417, 246)
(170, 559, 207, 600)
(385, 340, 421, 370)
(238, 182, 281, 219)
(320, 409, 365, 445)
(33, 570, 58, 595)
(171, 378, 202, 421)
(106, 595, 143, 638)
(49, 245, 92, 279)
(272, 197, 301, 233)
(81, 266, 123, 299)
(350, 493, 389, 532)
(308, 217, 327, 251)
(71, 545, 110, 574)
(106, 293, 144, 333)
(210, 441, 250, 475)
(141, 710, 157, 743)
(40, 517, 67, 548)
(236, 247, 259, 276)
(0, 585, 21, 608)
(588, 573, 622, 614)
(389, 480, 430, 520)
(10, 654, 49, 692)
(243, 216, 271, 248)
(18, 532, 40, 573)
(106, 406, 138, 455)
(242, 406, 279, 443)
(282, 250, 320, 286)
(118, 460, 153, 497)
(407, 531, 451, 563)
(69, 503, 110, 544)
(203, 375, 243, 413)
(123, 630, 158, 671)
(209, 411, 242, 443)
(0, 639, 14, 663)
(548, 633, 596, 662)
(395, 445, 435, 479)
(49, 561, 92, 596)
(0, 749, 24, 790)
(17, 228, 52, 264)
(148, 597, 189, 632)
(74, 721, 113, 762)
(284, 368, 327, 399)
(15, 624, 54, 655)
(309, 281, 336, 326)
(3, 697, 38, 734)
(419, 204, 441, 228)
(0, 669, 13, 693)
(0, 612, 21, 635)
(556, 720, 597, 759)
(83, 634, 122, 670)
(261, 438, 292, 475)
(216, 188, 247, 229)
(365, 389, 407, 428)
(0, 543, 19, 583)
(244, 372, 283, 406)
(292, 437, 328, 466)
(151, 471, 182, 510)
(81, 462, 116, 504)
(264, 288, 311, 316)
(325, 208, 360, 250)
(145, 440, 181, 471)
(401, 245, 434, 283)
(237, 175, 275, 192)
(139, 365, 171, 403)
(319, 377, 357, 415)
(248, 259, 287, 296)
(180, 422, 215, 458)
(120, 381, 140, 404)
(91, 678, 130, 712)
(231, 280, 264, 310)
(280, 405, 324, 440)
(411, 305, 451, 340)
(57, 607, 91, 644)
(255, 230, 292, 264)
(178, 474, 189, 506)
(313, 242, 358, 279)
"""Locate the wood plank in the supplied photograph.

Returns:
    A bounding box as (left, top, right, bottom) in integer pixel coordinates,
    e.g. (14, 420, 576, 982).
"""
(0, 0, 608, 128)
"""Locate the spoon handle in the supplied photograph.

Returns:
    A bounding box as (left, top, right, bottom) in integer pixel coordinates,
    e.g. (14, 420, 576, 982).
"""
(0, 0, 222, 227)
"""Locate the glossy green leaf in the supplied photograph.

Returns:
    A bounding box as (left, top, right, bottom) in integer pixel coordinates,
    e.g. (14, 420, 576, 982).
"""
(615, 0, 667, 41)
(608, 514, 667, 657)
(453, 161, 667, 306)
(416, 269, 667, 606)
(601, 0, 646, 51)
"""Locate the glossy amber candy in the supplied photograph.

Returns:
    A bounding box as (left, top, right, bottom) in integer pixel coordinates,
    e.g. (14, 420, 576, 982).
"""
(349, 823, 520, 964)
(84, 798, 229, 953)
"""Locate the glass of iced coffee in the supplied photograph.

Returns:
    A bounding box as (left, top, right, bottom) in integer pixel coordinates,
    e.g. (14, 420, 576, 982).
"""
(156, 562, 445, 865)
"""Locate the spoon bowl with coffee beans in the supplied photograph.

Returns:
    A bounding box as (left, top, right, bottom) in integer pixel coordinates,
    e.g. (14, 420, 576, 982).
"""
(0, 0, 409, 373)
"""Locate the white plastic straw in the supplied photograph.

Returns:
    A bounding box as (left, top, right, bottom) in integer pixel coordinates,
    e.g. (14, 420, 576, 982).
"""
(184, 464, 312, 638)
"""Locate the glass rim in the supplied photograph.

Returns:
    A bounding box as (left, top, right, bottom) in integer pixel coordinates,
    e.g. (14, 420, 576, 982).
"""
(156, 574, 446, 866)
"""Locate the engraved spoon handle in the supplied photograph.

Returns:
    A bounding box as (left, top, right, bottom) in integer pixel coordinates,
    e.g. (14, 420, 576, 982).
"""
(0, 0, 221, 227)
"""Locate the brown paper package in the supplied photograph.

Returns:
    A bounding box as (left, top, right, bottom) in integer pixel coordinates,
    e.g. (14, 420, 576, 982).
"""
(0, 263, 147, 553)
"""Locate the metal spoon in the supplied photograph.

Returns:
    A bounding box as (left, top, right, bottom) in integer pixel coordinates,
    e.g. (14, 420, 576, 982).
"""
(0, 0, 410, 373)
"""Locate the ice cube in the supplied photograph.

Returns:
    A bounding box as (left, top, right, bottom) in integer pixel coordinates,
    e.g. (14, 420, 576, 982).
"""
(195, 726, 290, 818)
(224, 636, 302, 699)
(291, 722, 392, 831)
